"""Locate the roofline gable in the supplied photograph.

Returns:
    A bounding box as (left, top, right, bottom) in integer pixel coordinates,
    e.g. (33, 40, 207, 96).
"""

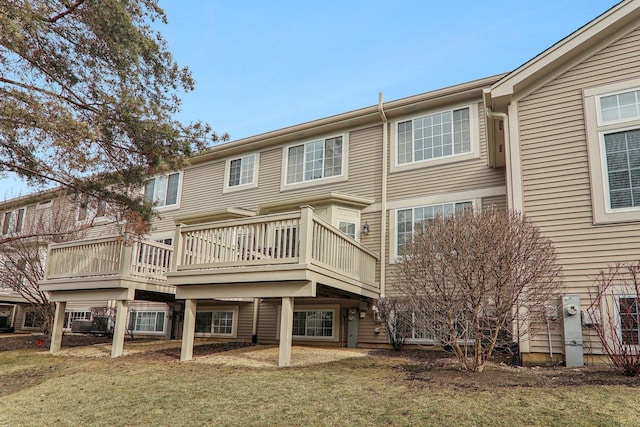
(489, 0, 640, 109)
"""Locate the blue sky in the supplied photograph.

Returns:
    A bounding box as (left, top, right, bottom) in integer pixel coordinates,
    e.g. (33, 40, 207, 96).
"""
(0, 0, 620, 199)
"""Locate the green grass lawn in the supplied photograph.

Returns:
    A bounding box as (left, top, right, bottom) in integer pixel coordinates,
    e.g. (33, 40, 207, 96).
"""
(1, 347, 639, 426)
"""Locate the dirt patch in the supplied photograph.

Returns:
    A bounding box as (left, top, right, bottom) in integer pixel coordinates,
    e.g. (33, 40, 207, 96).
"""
(375, 349, 640, 390)
(0, 333, 112, 352)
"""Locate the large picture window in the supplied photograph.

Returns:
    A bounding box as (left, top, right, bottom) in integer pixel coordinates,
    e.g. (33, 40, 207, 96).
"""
(195, 310, 236, 336)
(144, 172, 181, 208)
(128, 311, 165, 333)
(397, 107, 471, 165)
(292, 310, 334, 338)
(286, 136, 343, 185)
(396, 201, 472, 254)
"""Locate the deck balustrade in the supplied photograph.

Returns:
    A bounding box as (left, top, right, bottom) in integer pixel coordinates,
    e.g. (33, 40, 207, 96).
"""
(43, 207, 379, 290)
(45, 236, 173, 282)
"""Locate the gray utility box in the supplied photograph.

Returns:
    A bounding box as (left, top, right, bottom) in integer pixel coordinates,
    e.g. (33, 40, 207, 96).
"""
(561, 295, 584, 368)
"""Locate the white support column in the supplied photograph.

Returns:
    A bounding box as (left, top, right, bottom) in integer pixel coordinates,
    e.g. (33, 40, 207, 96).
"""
(111, 300, 129, 358)
(278, 296, 294, 367)
(49, 301, 66, 354)
(181, 299, 197, 362)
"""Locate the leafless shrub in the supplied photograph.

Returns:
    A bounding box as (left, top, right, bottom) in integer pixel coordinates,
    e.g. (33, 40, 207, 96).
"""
(587, 263, 640, 376)
(375, 297, 412, 351)
(0, 197, 89, 333)
(397, 207, 562, 372)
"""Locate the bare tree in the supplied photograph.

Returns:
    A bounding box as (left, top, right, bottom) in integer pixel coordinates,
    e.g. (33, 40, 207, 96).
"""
(397, 207, 562, 372)
(375, 297, 412, 351)
(0, 196, 89, 333)
(587, 263, 640, 376)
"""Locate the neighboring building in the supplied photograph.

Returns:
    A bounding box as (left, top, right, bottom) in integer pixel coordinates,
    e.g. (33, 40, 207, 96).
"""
(15, 0, 640, 366)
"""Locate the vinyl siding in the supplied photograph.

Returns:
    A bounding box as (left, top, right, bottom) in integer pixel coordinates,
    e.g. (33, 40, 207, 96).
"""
(180, 124, 383, 217)
(387, 102, 504, 201)
(517, 27, 640, 355)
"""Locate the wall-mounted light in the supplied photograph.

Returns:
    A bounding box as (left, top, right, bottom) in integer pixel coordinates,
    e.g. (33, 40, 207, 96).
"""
(362, 222, 370, 236)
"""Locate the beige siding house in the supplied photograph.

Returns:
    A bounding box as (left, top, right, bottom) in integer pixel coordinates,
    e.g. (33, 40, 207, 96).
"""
(7, 0, 636, 367)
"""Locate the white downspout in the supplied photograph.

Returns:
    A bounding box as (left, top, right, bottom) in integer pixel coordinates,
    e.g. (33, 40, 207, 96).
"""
(378, 93, 388, 297)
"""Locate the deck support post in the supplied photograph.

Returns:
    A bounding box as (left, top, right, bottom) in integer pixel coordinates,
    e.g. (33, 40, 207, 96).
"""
(111, 299, 129, 357)
(50, 301, 67, 354)
(181, 298, 197, 361)
(278, 296, 294, 367)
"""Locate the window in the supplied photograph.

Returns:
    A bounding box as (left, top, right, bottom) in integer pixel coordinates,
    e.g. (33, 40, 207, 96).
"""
(23, 311, 45, 329)
(195, 309, 236, 336)
(619, 297, 639, 346)
(2, 208, 25, 235)
(602, 130, 640, 209)
(293, 310, 334, 338)
(226, 154, 257, 190)
(396, 201, 472, 254)
(63, 311, 92, 330)
(77, 195, 107, 222)
(127, 311, 165, 333)
(397, 107, 471, 165)
(584, 80, 640, 224)
(338, 221, 357, 240)
(286, 136, 343, 185)
(144, 172, 181, 208)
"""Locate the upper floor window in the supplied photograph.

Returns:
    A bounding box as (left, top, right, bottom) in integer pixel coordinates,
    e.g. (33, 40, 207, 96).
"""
(2, 208, 25, 235)
(602, 129, 640, 209)
(396, 201, 472, 255)
(77, 195, 107, 222)
(286, 136, 343, 185)
(225, 154, 258, 192)
(397, 107, 471, 165)
(584, 81, 640, 224)
(144, 172, 181, 209)
(599, 90, 640, 124)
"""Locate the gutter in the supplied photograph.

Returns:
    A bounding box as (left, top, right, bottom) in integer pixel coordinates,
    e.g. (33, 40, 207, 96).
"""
(378, 93, 388, 297)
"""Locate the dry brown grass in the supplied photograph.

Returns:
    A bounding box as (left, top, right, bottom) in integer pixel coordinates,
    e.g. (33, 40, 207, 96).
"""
(1, 339, 640, 426)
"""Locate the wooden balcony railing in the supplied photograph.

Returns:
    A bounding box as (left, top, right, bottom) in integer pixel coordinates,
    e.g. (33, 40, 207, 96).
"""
(45, 236, 173, 282)
(43, 207, 379, 290)
(174, 206, 379, 289)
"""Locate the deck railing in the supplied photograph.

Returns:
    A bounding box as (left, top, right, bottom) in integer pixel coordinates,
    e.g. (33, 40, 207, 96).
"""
(176, 206, 379, 288)
(43, 207, 378, 289)
(45, 236, 173, 282)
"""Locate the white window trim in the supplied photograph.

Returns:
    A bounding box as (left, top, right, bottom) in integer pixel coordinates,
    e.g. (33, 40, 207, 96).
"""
(389, 195, 481, 262)
(390, 103, 480, 173)
(194, 306, 239, 338)
(276, 304, 340, 342)
(22, 310, 44, 329)
(614, 294, 640, 349)
(76, 196, 109, 225)
(280, 134, 349, 191)
(127, 310, 168, 335)
(223, 153, 259, 193)
(143, 171, 183, 212)
(584, 78, 640, 224)
(2, 207, 26, 235)
(337, 220, 358, 241)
